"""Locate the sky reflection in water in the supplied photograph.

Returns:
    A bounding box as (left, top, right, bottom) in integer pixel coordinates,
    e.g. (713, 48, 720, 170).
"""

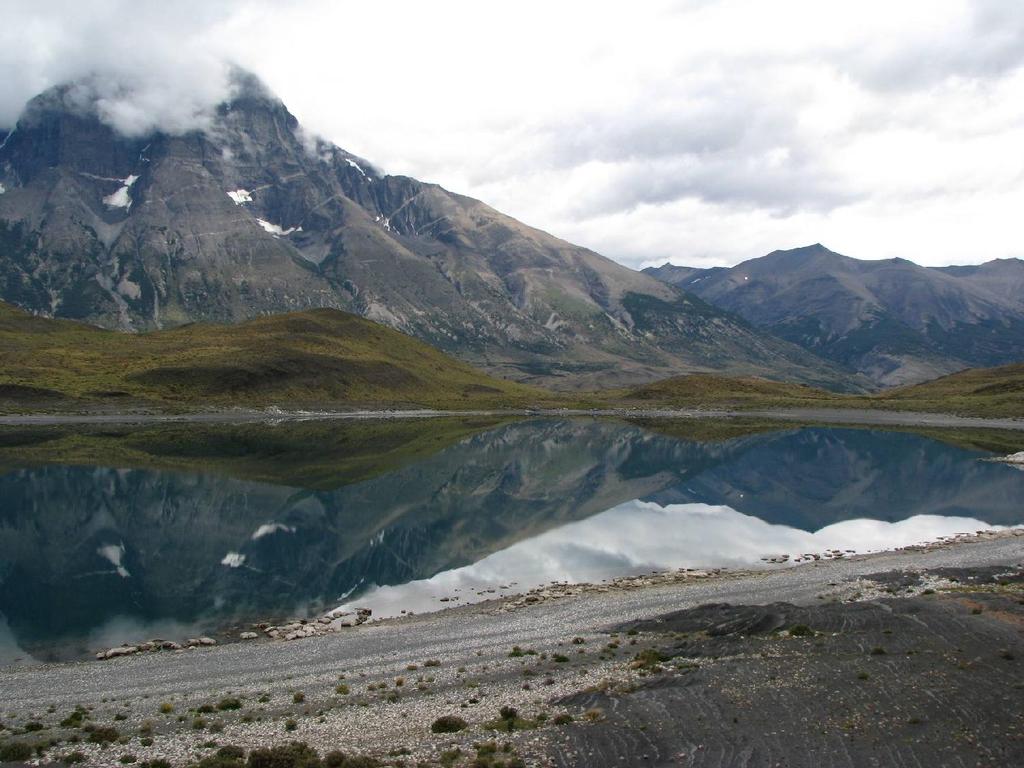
(341, 501, 1006, 618)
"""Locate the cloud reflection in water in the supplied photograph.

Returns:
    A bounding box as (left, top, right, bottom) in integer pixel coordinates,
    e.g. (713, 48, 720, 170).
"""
(342, 501, 1009, 619)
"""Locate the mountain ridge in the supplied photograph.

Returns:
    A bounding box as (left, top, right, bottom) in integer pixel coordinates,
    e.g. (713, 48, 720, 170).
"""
(645, 244, 1024, 386)
(0, 74, 860, 391)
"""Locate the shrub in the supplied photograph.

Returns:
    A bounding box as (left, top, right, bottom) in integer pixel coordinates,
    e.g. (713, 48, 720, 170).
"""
(0, 742, 34, 761)
(788, 625, 813, 637)
(87, 726, 121, 744)
(431, 716, 468, 734)
(630, 648, 668, 671)
(23, 721, 45, 732)
(292, 693, 305, 704)
(61, 708, 88, 728)
(217, 698, 242, 711)
(197, 705, 216, 714)
(62, 751, 87, 764)
(870, 647, 887, 656)
(193, 718, 207, 730)
(140, 760, 172, 768)
(552, 654, 569, 663)
(324, 753, 380, 768)
(119, 754, 137, 764)
(552, 714, 573, 725)
(246, 741, 320, 768)
(423, 659, 441, 667)
(484, 706, 537, 733)
(334, 684, 349, 695)
(158, 703, 174, 714)
(193, 745, 247, 768)
(284, 719, 298, 732)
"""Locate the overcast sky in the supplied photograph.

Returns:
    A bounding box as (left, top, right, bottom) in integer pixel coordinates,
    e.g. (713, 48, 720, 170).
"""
(2, 0, 1022, 269)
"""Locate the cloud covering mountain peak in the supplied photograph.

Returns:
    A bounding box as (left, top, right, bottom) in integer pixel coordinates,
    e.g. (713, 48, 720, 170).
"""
(0, 0, 243, 136)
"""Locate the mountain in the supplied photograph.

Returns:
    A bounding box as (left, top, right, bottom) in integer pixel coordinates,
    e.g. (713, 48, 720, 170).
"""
(645, 244, 1024, 386)
(0, 300, 551, 411)
(0, 74, 856, 390)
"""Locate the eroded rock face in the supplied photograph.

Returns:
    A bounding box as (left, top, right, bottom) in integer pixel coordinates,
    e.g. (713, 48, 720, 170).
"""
(0, 74, 851, 390)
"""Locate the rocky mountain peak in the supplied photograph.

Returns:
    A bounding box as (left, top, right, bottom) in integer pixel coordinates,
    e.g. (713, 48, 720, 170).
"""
(0, 75, 858, 390)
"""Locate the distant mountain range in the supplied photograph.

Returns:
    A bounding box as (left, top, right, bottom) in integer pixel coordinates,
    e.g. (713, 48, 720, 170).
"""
(0, 72, 856, 391)
(646, 244, 1024, 386)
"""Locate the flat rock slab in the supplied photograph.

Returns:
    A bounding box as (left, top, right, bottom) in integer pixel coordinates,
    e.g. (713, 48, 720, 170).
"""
(548, 566, 1024, 767)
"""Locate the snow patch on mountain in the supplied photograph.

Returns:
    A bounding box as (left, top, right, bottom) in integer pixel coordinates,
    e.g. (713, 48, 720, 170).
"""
(256, 218, 301, 237)
(97, 543, 130, 578)
(102, 175, 139, 210)
(221, 552, 246, 568)
(252, 522, 296, 540)
(346, 158, 368, 178)
(227, 189, 252, 204)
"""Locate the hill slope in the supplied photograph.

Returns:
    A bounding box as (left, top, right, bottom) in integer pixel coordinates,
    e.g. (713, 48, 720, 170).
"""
(0, 301, 553, 411)
(0, 74, 854, 390)
(645, 244, 1024, 387)
(614, 363, 1024, 418)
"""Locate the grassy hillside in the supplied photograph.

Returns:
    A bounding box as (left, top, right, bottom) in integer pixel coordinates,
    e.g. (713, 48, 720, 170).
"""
(614, 374, 841, 409)
(876, 364, 1024, 416)
(0, 302, 558, 411)
(612, 366, 1024, 418)
(1, 301, 1020, 418)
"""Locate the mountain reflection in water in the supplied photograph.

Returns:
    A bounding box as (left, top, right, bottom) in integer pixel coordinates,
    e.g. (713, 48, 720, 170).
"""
(0, 418, 1022, 664)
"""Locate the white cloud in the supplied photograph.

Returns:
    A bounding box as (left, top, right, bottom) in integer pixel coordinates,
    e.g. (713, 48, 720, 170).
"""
(2, 0, 1022, 267)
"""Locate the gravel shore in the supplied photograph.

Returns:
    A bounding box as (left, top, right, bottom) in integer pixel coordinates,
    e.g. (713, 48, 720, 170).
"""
(1, 407, 1022, 430)
(1, 530, 1021, 767)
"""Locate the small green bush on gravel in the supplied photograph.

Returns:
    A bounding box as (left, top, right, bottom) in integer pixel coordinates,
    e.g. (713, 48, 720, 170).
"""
(323, 752, 380, 768)
(61, 708, 88, 728)
(194, 745, 247, 768)
(0, 741, 34, 762)
(246, 741, 320, 768)
(86, 726, 120, 744)
(431, 715, 468, 734)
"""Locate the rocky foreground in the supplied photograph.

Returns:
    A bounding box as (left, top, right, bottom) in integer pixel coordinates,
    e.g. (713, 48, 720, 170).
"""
(0, 531, 1021, 768)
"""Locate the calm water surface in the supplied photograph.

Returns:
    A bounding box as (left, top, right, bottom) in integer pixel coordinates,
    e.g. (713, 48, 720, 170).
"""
(1, 417, 1022, 664)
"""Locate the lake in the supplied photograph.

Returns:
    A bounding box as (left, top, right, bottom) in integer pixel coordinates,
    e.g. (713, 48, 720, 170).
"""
(1, 416, 1022, 665)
